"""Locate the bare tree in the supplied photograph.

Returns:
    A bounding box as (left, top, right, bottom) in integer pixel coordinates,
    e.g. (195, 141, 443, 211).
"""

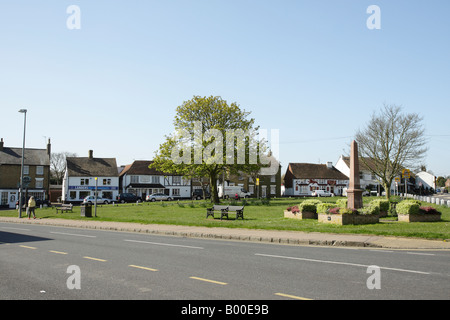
(50, 151, 77, 184)
(355, 104, 428, 199)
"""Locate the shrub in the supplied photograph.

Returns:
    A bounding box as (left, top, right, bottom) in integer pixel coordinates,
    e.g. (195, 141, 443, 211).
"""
(419, 206, 440, 215)
(370, 199, 390, 212)
(360, 203, 380, 215)
(396, 200, 420, 215)
(286, 205, 299, 213)
(328, 207, 340, 214)
(298, 201, 319, 213)
(317, 203, 336, 214)
(335, 198, 348, 208)
(340, 208, 358, 215)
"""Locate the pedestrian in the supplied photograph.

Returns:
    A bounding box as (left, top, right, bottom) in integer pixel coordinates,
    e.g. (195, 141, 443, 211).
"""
(27, 196, 36, 219)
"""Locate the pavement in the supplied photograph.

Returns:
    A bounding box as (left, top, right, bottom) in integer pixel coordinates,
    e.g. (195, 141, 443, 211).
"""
(1, 216, 450, 250)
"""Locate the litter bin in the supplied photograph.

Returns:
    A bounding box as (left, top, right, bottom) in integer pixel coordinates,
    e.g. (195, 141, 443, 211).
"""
(80, 204, 92, 217)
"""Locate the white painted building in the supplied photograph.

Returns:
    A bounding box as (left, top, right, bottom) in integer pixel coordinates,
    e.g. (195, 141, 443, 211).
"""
(415, 171, 436, 191)
(62, 150, 119, 203)
(119, 160, 191, 199)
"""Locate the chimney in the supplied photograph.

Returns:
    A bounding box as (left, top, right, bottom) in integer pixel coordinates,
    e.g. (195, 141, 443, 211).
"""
(47, 138, 51, 157)
(327, 161, 333, 169)
(0, 138, 3, 152)
(88, 150, 93, 159)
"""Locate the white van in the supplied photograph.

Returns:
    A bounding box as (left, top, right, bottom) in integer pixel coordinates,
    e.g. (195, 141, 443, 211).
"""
(218, 186, 251, 199)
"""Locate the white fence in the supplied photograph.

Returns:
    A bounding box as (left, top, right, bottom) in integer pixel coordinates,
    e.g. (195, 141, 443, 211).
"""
(401, 193, 450, 207)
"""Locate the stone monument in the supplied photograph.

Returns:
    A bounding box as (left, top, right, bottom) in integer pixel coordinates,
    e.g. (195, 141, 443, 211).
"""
(347, 140, 363, 209)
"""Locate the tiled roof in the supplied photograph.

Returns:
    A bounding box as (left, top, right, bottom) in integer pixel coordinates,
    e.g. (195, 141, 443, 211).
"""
(119, 160, 173, 176)
(0, 147, 49, 166)
(66, 157, 118, 177)
(288, 163, 348, 180)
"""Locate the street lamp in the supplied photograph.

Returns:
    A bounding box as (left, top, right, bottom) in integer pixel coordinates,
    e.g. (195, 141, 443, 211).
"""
(18, 109, 27, 218)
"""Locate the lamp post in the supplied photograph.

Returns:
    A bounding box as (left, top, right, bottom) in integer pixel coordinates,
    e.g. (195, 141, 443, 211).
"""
(18, 109, 27, 218)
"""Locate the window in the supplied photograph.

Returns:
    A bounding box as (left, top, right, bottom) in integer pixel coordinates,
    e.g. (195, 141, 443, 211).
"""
(103, 178, 111, 185)
(80, 179, 89, 186)
(79, 191, 90, 199)
(270, 185, 276, 195)
(1, 192, 7, 206)
(36, 166, 44, 175)
(172, 189, 180, 196)
(69, 191, 77, 200)
(172, 176, 181, 185)
(24, 165, 29, 174)
(35, 178, 44, 188)
(249, 185, 254, 194)
(103, 191, 113, 199)
(270, 175, 276, 183)
(152, 176, 160, 184)
(130, 176, 139, 183)
(140, 175, 150, 183)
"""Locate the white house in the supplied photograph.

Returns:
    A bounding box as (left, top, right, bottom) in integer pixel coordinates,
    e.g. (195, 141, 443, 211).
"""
(119, 160, 191, 199)
(415, 171, 436, 191)
(62, 150, 119, 203)
(284, 162, 349, 196)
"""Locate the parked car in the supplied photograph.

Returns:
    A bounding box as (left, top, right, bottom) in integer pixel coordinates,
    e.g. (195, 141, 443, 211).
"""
(192, 189, 210, 200)
(82, 195, 110, 204)
(117, 193, 142, 203)
(311, 190, 334, 197)
(146, 193, 172, 202)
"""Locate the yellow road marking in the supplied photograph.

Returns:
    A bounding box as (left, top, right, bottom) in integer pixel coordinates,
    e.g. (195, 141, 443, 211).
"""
(49, 250, 68, 255)
(128, 265, 158, 272)
(19, 245, 37, 249)
(189, 276, 227, 285)
(83, 256, 107, 262)
(275, 293, 313, 300)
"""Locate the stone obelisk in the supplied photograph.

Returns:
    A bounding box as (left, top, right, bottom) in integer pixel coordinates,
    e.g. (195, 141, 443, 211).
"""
(347, 140, 363, 209)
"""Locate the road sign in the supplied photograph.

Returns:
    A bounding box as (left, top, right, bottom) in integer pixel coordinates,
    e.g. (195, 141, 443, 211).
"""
(256, 178, 260, 186)
(402, 169, 410, 179)
(394, 177, 400, 183)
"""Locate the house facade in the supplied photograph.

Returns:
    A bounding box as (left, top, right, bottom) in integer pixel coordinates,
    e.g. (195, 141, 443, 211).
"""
(415, 171, 436, 191)
(0, 138, 51, 208)
(284, 162, 349, 196)
(225, 164, 282, 198)
(62, 150, 119, 203)
(119, 160, 191, 199)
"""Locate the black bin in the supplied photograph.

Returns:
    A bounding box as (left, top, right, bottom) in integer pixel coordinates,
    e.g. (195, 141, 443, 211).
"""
(80, 204, 92, 217)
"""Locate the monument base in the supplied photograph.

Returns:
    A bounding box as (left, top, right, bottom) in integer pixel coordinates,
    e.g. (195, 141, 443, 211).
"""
(347, 189, 363, 209)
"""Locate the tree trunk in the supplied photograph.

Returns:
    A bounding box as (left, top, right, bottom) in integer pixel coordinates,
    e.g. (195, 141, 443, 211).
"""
(210, 174, 219, 204)
(383, 181, 391, 200)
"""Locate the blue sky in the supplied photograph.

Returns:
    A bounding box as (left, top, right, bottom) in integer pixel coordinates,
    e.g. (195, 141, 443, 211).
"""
(1, 1, 449, 176)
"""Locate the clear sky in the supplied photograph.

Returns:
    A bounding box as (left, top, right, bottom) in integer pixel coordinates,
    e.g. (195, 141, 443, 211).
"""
(1, 1, 449, 177)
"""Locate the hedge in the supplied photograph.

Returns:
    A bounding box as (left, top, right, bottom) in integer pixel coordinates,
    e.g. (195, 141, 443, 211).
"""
(396, 200, 420, 215)
(370, 199, 390, 212)
(317, 203, 337, 214)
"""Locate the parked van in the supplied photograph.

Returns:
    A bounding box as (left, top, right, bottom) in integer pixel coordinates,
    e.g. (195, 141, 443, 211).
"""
(217, 186, 251, 199)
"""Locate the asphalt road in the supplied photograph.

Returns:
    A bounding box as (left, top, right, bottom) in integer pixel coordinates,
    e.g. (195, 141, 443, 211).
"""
(1, 222, 449, 301)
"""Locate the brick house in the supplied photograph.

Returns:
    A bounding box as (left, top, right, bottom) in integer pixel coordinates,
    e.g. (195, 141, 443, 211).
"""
(284, 162, 348, 197)
(0, 138, 51, 208)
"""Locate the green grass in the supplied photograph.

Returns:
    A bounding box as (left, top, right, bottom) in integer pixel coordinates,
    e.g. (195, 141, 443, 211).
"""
(2, 197, 449, 240)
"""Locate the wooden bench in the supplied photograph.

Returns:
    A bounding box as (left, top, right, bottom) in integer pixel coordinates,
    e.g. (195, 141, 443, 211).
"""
(55, 204, 73, 213)
(206, 205, 244, 220)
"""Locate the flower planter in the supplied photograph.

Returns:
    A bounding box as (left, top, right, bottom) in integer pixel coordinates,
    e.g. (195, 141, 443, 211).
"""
(318, 214, 379, 225)
(397, 213, 441, 222)
(284, 210, 317, 220)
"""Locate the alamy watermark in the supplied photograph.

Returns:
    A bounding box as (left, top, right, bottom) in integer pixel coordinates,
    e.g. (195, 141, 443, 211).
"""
(366, 265, 381, 289)
(66, 5, 81, 30)
(367, 5, 381, 30)
(170, 121, 280, 176)
(67, 265, 81, 290)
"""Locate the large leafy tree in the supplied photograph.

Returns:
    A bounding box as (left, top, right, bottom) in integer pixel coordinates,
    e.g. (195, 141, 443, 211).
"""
(355, 104, 428, 199)
(151, 95, 270, 203)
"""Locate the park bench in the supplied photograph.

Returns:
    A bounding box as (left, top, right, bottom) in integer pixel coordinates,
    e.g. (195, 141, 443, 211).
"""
(206, 205, 244, 220)
(55, 203, 73, 213)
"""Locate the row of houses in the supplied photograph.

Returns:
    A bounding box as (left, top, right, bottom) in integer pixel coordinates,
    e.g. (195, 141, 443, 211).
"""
(0, 138, 441, 208)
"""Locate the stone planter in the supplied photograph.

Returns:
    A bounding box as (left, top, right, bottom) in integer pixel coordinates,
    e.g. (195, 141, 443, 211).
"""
(284, 210, 317, 220)
(397, 213, 441, 222)
(318, 214, 379, 225)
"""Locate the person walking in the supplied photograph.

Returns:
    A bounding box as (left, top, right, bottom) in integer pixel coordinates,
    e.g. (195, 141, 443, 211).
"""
(27, 196, 36, 219)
